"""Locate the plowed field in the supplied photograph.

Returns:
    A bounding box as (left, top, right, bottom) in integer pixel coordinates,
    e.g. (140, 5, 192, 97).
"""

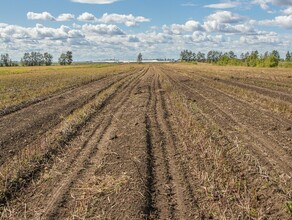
(0, 64, 291, 219)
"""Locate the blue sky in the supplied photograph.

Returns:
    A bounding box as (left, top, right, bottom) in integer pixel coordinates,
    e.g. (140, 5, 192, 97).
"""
(0, 0, 292, 61)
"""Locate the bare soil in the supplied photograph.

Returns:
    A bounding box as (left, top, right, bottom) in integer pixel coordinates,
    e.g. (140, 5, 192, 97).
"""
(0, 64, 291, 219)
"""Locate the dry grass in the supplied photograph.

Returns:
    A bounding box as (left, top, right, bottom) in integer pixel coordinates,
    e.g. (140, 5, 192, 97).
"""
(204, 79, 292, 120)
(164, 63, 292, 119)
(161, 73, 290, 219)
(0, 64, 137, 110)
(0, 74, 131, 205)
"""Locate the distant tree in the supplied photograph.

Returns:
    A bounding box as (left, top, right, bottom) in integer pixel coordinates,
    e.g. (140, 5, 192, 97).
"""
(228, 51, 237, 59)
(0, 54, 10, 66)
(192, 52, 197, 61)
(44, 52, 53, 66)
(285, 51, 291, 62)
(21, 53, 31, 66)
(137, 53, 143, 63)
(58, 53, 67, 65)
(66, 51, 73, 65)
(265, 54, 279, 67)
(59, 51, 73, 65)
(21, 52, 50, 66)
(207, 51, 220, 63)
(264, 51, 269, 58)
(271, 50, 280, 61)
(245, 51, 259, 67)
(197, 51, 205, 62)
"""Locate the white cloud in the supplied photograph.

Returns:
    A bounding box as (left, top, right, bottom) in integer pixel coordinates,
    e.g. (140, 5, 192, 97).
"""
(27, 12, 56, 21)
(204, 2, 240, 9)
(239, 32, 280, 45)
(57, 13, 75, 21)
(206, 11, 244, 24)
(252, 0, 271, 10)
(27, 12, 75, 22)
(252, 0, 292, 11)
(77, 12, 97, 22)
(82, 24, 125, 35)
(98, 13, 150, 27)
(163, 20, 204, 35)
(283, 6, 292, 14)
(71, 0, 119, 4)
(259, 14, 292, 28)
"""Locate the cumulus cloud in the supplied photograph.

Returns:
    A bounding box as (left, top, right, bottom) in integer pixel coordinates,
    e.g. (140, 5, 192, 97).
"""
(259, 14, 292, 28)
(201, 11, 250, 33)
(98, 13, 150, 27)
(57, 13, 75, 21)
(27, 12, 56, 21)
(82, 24, 125, 35)
(206, 11, 244, 24)
(252, 0, 292, 11)
(71, 0, 119, 4)
(163, 20, 204, 35)
(77, 12, 97, 22)
(204, 2, 240, 9)
(27, 12, 75, 22)
(252, 0, 271, 10)
(283, 6, 292, 14)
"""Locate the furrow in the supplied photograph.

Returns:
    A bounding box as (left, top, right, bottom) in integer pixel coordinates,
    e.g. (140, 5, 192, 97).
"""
(40, 68, 148, 219)
(0, 68, 140, 165)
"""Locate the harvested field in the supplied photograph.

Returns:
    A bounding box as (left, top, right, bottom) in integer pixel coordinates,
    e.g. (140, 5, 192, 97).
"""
(0, 64, 291, 219)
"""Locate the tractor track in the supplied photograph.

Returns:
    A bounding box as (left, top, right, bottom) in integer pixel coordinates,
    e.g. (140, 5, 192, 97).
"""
(3, 67, 149, 219)
(0, 68, 141, 165)
(1, 64, 291, 219)
(143, 66, 198, 219)
(161, 66, 292, 178)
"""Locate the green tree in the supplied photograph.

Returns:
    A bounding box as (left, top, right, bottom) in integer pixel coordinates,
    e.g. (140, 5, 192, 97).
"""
(137, 53, 143, 63)
(286, 51, 291, 62)
(271, 50, 280, 61)
(58, 53, 67, 65)
(58, 51, 73, 65)
(197, 51, 205, 62)
(0, 54, 10, 66)
(66, 51, 73, 65)
(44, 52, 53, 66)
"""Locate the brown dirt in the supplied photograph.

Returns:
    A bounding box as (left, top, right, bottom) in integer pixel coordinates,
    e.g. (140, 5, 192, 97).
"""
(0, 68, 141, 165)
(1, 64, 291, 219)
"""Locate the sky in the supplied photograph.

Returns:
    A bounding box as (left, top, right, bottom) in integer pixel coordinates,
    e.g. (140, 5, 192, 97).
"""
(0, 0, 292, 61)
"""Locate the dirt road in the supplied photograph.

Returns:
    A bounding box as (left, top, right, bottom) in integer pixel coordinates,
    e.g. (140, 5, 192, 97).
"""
(0, 65, 291, 219)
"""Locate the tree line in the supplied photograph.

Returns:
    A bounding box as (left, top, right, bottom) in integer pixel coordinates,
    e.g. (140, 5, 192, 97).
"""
(180, 50, 292, 67)
(0, 54, 18, 67)
(0, 51, 73, 67)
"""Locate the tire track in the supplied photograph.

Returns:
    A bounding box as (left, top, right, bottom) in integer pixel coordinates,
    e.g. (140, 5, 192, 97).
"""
(144, 66, 198, 219)
(0, 68, 141, 165)
(0, 69, 136, 117)
(38, 67, 148, 219)
(211, 77, 292, 103)
(184, 77, 292, 155)
(0, 68, 147, 210)
(162, 67, 292, 178)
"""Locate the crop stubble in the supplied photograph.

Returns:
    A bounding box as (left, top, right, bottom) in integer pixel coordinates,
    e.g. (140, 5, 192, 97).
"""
(0, 64, 291, 219)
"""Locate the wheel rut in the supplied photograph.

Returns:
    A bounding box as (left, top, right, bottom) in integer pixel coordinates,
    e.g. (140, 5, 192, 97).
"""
(0, 68, 141, 165)
(38, 68, 148, 219)
(162, 67, 292, 178)
(144, 66, 198, 219)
